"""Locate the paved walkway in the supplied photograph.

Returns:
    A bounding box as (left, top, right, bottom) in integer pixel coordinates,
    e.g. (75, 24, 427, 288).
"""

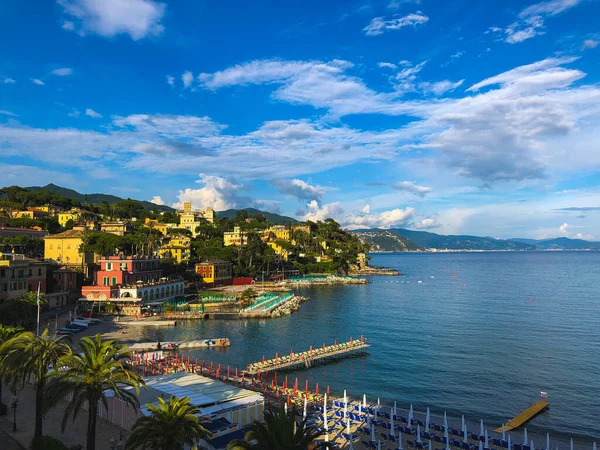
(1, 384, 128, 450)
(0, 427, 26, 450)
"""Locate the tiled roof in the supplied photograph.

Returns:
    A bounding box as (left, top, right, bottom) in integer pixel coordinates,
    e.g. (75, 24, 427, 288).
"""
(43, 229, 84, 239)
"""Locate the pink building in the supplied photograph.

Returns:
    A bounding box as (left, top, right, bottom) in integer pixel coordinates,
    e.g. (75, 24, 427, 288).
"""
(93, 256, 162, 287)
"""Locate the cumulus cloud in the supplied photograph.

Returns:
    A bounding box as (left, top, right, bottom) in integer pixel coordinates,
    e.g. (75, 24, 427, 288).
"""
(58, 0, 166, 40)
(300, 200, 344, 222)
(419, 79, 464, 96)
(30, 78, 45, 85)
(344, 207, 416, 230)
(0, 110, 17, 117)
(150, 195, 164, 205)
(85, 108, 103, 118)
(393, 181, 433, 197)
(559, 222, 569, 233)
(4, 78, 16, 84)
(173, 174, 244, 211)
(166, 75, 174, 86)
(414, 218, 439, 229)
(582, 39, 599, 50)
(271, 179, 325, 201)
(378, 62, 398, 69)
(363, 13, 429, 36)
(51, 67, 73, 76)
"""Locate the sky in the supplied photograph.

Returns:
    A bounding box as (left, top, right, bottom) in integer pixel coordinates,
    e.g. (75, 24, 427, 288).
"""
(1, 0, 600, 240)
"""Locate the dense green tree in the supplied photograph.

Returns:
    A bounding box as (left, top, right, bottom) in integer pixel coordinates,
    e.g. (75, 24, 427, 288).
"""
(0, 329, 71, 439)
(44, 334, 145, 450)
(227, 405, 322, 450)
(0, 325, 23, 408)
(115, 199, 144, 219)
(125, 396, 211, 450)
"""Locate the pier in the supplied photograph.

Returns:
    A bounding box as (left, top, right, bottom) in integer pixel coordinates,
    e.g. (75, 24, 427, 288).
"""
(496, 401, 550, 432)
(243, 337, 369, 375)
(128, 338, 230, 351)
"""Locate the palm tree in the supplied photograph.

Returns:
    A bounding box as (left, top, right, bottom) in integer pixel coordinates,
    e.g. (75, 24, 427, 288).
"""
(227, 405, 323, 450)
(0, 329, 71, 438)
(125, 395, 212, 450)
(44, 334, 145, 450)
(0, 325, 23, 407)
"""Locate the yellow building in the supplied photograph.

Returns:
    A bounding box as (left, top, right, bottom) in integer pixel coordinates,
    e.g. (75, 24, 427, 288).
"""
(100, 221, 133, 236)
(144, 218, 177, 236)
(224, 226, 248, 246)
(266, 225, 291, 241)
(178, 202, 215, 237)
(267, 241, 290, 261)
(58, 211, 80, 227)
(43, 227, 95, 274)
(195, 260, 233, 286)
(158, 235, 191, 263)
(14, 208, 50, 220)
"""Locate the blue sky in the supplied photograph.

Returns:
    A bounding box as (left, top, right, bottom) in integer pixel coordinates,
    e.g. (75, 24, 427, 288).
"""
(1, 0, 600, 239)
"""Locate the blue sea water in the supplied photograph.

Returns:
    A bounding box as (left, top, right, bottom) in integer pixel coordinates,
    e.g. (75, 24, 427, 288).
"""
(128, 252, 600, 443)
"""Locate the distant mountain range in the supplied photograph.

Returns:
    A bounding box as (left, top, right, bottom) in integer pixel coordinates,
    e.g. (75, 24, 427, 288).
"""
(24, 184, 297, 224)
(354, 228, 600, 251)
(353, 230, 424, 252)
(217, 208, 298, 224)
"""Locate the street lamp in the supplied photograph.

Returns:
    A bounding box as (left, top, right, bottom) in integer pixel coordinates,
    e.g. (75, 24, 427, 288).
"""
(9, 395, 18, 432)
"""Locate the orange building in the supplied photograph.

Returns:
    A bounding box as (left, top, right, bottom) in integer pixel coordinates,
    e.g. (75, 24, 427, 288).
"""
(195, 260, 233, 287)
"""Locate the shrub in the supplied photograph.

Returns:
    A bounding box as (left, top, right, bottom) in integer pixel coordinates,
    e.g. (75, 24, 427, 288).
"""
(30, 435, 69, 450)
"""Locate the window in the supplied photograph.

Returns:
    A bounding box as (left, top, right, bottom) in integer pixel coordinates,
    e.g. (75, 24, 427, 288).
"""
(38, 268, 42, 276)
(106, 263, 112, 270)
(112, 277, 117, 286)
(28, 269, 32, 276)
(0, 269, 4, 277)
(67, 244, 70, 249)
(49, 244, 53, 250)
(103, 277, 109, 286)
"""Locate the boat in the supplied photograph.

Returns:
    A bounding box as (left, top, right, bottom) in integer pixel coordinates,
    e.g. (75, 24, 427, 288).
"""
(58, 328, 80, 334)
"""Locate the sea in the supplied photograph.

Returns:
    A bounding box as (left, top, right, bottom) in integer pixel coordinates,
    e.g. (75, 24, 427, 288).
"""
(125, 252, 600, 444)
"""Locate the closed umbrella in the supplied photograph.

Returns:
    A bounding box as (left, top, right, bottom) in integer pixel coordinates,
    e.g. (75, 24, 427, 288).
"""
(426, 407, 430, 432)
(378, 441, 382, 450)
(430, 440, 433, 450)
(531, 440, 535, 450)
(399, 431, 404, 450)
(363, 394, 367, 414)
(570, 439, 574, 450)
(524, 429, 528, 445)
(303, 397, 307, 420)
(349, 433, 354, 450)
(394, 401, 397, 416)
(480, 419, 484, 437)
(371, 423, 376, 442)
(445, 428, 450, 450)
(461, 415, 465, 433)
(378, 398, 381, 409)
(409, 404, 414, 424)
(417, 424, 422, 443)
(391, 409, 395, 435)
(502, 424, 506, 441)
(444, 411, 448, 432)
(344, 390, 348, 418)
(545, 434, 550, 450)
(485, 430, 489, 448)
(479, 442, 483, 450)
(593, 442, 597, 450)
(508, 435, 512, 450)
(463, 426, 468, 443)
(347, 416, 351, 435)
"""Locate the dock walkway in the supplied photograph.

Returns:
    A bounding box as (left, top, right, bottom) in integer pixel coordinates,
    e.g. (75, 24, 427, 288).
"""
(495, 401, 549, 432)
(244, 338, 369, 375)
(128, 338, 230, 351)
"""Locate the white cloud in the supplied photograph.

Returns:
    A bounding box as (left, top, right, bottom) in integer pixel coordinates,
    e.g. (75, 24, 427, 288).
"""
(30, 78, 45, 85)
(582, 39, 599, 50)
(378, 62, 398, 69)
(519, 0, 581, 18)
(363, 13, 429, 36)
(393, 181, 433, 196)
(559, 222, 569, 233)
(68, 109, 81, 118)
(500, 0, 581, 44)
(344, 207, 416, 230)
(387, 0, 421, 9)
(3, 78, 16, 84)
(450, 51, 465, 59)
(271, 179, 325, 201)
(166, 75, 174, 86)
(173, 174, 244, 211)
(419, 79, 464, 96)
(0, 110, 17, 117)
(58, 0, 166, 40)
(182, 71, 193, 88)
(300, 200, 344, 222)
(391, 60, 427, 93)
(150, 195, 164, 205)
(414, 218, 440, 229)
(85, 108, 103, 118)
(51, 67, 73, 76)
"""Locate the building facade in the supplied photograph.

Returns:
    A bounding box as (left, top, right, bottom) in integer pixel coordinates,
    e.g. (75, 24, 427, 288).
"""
(195, 260, 233, 287)
(0, 254, 29, 302)
(100, 222, 133, 236)
(178, 202, 215, 237)
(158, 235, 191, 263)
(224, 226, 248, 246)
(43, 226, 95, 275)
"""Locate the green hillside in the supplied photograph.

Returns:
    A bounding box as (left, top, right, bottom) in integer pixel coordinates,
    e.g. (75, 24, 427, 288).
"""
(353, 230, 424, 252)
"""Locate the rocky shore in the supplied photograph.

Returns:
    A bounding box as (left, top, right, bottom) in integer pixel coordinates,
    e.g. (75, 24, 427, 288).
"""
(269, 295, 309, 318)
(350, 266, 400, 276)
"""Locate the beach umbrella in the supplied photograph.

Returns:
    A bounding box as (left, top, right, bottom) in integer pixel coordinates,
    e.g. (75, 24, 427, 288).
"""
(371, 423, 376, 441)
(426, 407, 430, 432)
(394, 401, 397, 416)
(571, 439, 574, 450)
(531, 440, 535, 450)
(390, 409, 395, 434)
(593, 442, 597, 450)
(430, 440, 433, 450)
(524, 429, 528, 445)
(444, 411, 448, 432)
(409, 404, 414, 423)
(461, 415, 465, 433)
(463, 426, 468, 443)
(546, 434, 550, 450)
(485, 430, 489, 448)
(284, 401, 288, 414)
(347, 416, 351, 435)
(378, 441, 382, 450)
(367, 412, 371, 427)
(479, 442, 484, 450)
(480, 419, 484, 437)
(324, 393, 328, 425)
(378, 397, 381, 409)
(508, 435, 512, 450)
(305, 380, 308, 399)
(325, 431, 329, 443)
(502, 424, 506, 441)
(363, 394, 367, 413)
(445, 428, 450, 450)
(417, 425, 422, 443)
(344, 390, 348, 418)
(315, 383, 318, 395)
(303, 397, 307, 420)
(399, 431, 404, 450)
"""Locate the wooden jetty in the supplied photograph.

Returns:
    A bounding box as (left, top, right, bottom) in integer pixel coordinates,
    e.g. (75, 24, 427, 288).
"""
(128, 338, 230, 351)
(496, 401, 550, 432)
(243, 337, 369, 375)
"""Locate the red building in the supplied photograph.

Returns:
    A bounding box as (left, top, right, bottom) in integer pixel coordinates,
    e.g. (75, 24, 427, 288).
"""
(93, 256, 162, 287)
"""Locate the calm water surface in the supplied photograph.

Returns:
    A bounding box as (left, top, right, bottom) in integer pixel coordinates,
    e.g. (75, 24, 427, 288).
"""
(127, 252, 600, 442)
